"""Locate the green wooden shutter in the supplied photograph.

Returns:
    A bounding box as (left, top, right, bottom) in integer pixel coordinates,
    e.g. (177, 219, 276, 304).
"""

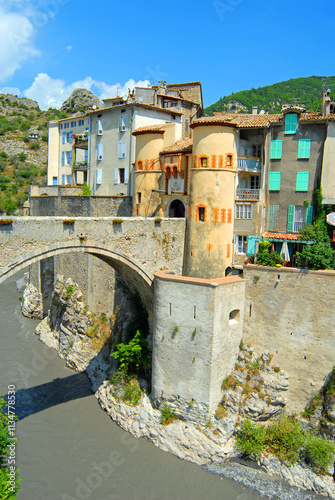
(285, 113, 297, 134)
(287, 205, 295, 232)
(269, 171, 281, 190)
(306, 205, 313, 224)
(298, 139, 311, 158)
(296, 171, 309, 191)
(268, 204, 279, 230)
(270, 140, 283, 159)
(247, 236, 260, 256)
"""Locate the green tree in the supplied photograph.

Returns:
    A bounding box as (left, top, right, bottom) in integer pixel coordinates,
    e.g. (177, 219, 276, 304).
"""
(1, 198, 17, 215)
(81, 182, 92, 196)
(110, 331, 147, 374)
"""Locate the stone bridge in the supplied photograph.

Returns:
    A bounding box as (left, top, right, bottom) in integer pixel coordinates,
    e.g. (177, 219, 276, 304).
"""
(0, 217, 185, 311)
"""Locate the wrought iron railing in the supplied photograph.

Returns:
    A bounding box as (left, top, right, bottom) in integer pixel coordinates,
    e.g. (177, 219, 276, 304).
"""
(236, 188, 260, 201)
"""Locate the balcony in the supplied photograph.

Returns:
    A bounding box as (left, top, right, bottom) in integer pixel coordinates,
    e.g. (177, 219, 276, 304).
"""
(73, 161, 88, 171)
(237, 156, 261, 172)
(73, 134, 88, 149)
(236, 188, 260, 201)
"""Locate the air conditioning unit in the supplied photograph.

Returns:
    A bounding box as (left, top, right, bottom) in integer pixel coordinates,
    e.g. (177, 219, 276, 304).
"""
(98, 154, 103, 160)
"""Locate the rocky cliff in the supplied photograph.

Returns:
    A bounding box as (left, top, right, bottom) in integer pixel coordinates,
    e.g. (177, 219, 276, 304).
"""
(59, 88, 102, 113)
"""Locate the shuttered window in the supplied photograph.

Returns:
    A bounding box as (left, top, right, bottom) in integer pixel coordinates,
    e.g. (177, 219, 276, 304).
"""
(118, 141, 126, 159)
(62, 151, 65, 166)
(96, 168, 102, 185)
(269, 171, 281, 190)
(287, 205, 295, 232)
(285, 113, 297, 134)
(97, 119, 104, 135)
(97, 144, 103, 160)
(268, 204, 279, 230)
(296, 171, 309, 191)
(119, 114, 128, 131)
(62, 174, 66, 185)
(298, 139, 311, 159)
(62, 132, 66, 144)
(270, 140, 282, 159)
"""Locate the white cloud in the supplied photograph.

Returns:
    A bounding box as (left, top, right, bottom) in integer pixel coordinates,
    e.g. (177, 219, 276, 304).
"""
(24, 73, 151, 110)
(0, 7, 40, 82)
(66, 45, 72, 52)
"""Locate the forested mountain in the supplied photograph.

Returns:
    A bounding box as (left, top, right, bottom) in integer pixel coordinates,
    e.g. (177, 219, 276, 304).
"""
(205, 76, 335, 115)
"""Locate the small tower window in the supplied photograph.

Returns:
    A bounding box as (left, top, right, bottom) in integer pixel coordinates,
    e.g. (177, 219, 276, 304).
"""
(226, 154, 232, 167)
(198, 207, 205, 222)
(201, 158, 208, 168)
(137, 192, 141, 204)
(137, 160, 143, 170)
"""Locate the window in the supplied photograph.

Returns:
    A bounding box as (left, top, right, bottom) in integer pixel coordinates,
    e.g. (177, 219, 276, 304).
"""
(78, 119, 84, 126)
(269, 171, 281, 190)
(52, 176, 57, 185)
(226, 154, 233, 167)
(137, 192, 141, 204)
(201, 157, 207, 168)
(71, 121, 76, 128)
(252, 144, 262, 158)
(287, 205, 313, 232)
(296, 171, 309, 191)
(114, 167, 129, 184)
(237, 235, 248, 254)
(185, 119, 189, 132)
(137, 160, 143, 170)
(65, 151, 72, 165)
(163, 98, 178, 108)
(198, 206, 205, 222)
(270, 140, 282, 159)
(97, 144, 103, 161)
(97, 119, 104, 135)
(285, 113, 297, 134)
(119, 114, 127, 131)
(118, 141, 126, 159)
(60, 124, 63, 130)
(298, 139, 311, 159)
(235, 204, 252, 219)
(250, 175, 259, 190)
(268, 204, 279, 231)
(95, 168, 102, 185)
(62, 174, 71, 185)
(64, 123, 69, 129)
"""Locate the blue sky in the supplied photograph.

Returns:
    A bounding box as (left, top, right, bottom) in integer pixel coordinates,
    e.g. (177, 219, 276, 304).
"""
(0, 0, 334, 110)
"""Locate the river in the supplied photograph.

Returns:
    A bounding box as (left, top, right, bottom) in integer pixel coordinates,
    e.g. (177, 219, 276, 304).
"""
(0, 273, 323, 500)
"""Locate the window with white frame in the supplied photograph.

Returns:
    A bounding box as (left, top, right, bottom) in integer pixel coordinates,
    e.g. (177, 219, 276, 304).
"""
(250, 175, 259, 190)
(114, 167, 129, 184)
(65, 151, 72, 165)
(97, 119, 104, 136)
(237, 235, 248, 254)
(97, 144, 103, 160)
(235, 203, 252, 219)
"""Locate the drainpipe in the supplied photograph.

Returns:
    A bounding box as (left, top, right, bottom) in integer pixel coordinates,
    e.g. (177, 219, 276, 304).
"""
(129, 105, 136, 197)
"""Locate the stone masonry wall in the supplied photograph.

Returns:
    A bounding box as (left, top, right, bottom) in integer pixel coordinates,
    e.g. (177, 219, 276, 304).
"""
(243, 264, 335, 414)
(30, 195, 132, 217)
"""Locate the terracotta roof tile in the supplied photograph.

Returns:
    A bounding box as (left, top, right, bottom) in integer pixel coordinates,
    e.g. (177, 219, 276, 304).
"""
(161, 138, 193, 154)
(212, 112, 283, 128)
(132, 124, 170, 136)
(262, 232, 300, 241)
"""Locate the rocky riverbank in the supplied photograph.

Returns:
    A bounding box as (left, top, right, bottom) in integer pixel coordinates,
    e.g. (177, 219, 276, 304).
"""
(29, 275, 335, 499)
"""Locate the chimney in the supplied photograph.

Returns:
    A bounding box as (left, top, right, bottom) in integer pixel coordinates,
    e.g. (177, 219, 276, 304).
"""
(252, 106, 258, 115)
(322, 89, 331, 116)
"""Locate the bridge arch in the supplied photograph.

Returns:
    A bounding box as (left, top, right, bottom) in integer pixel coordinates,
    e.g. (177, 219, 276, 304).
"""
(0, 245, 154, 321)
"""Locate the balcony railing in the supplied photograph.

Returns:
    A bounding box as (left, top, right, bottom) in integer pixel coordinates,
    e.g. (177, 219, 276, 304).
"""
(73, 162, 88, 170)
(237, 156, 261, 171)
(236, 188, 260, 201)
(293, 221, 306, 232)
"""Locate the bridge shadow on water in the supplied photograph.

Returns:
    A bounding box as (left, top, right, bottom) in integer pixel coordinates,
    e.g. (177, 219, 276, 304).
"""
(4, 372, 94, 420)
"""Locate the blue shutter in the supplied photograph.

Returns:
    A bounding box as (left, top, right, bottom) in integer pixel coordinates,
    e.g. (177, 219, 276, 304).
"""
(298, 139, 311, 159)
(52, 177, 57, 185)
(68, 174, 72, 185)
(62, 132, 66, 144)
(69, 151, 72, 164)
(69, 131, 73, 143)
(306, 205, 313, 224)
(84, 150, 88, 163)
(269, 171, 281, 190)
(247, 236, 260, 256)
(287, 205, 295, 232)
(296, 171, 309, 191)
(62, 151, 65, 166)
(62, 174, 66, 185)
(270, 140, 282, 159)
(285, 113, 297, 134)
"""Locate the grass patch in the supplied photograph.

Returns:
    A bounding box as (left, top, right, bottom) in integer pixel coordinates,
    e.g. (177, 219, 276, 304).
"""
(122, 378, 143, 406)
(161, 404, 176, 425)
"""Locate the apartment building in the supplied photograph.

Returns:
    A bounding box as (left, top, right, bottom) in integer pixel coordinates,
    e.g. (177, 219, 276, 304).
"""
(47, 81, 203, 196)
